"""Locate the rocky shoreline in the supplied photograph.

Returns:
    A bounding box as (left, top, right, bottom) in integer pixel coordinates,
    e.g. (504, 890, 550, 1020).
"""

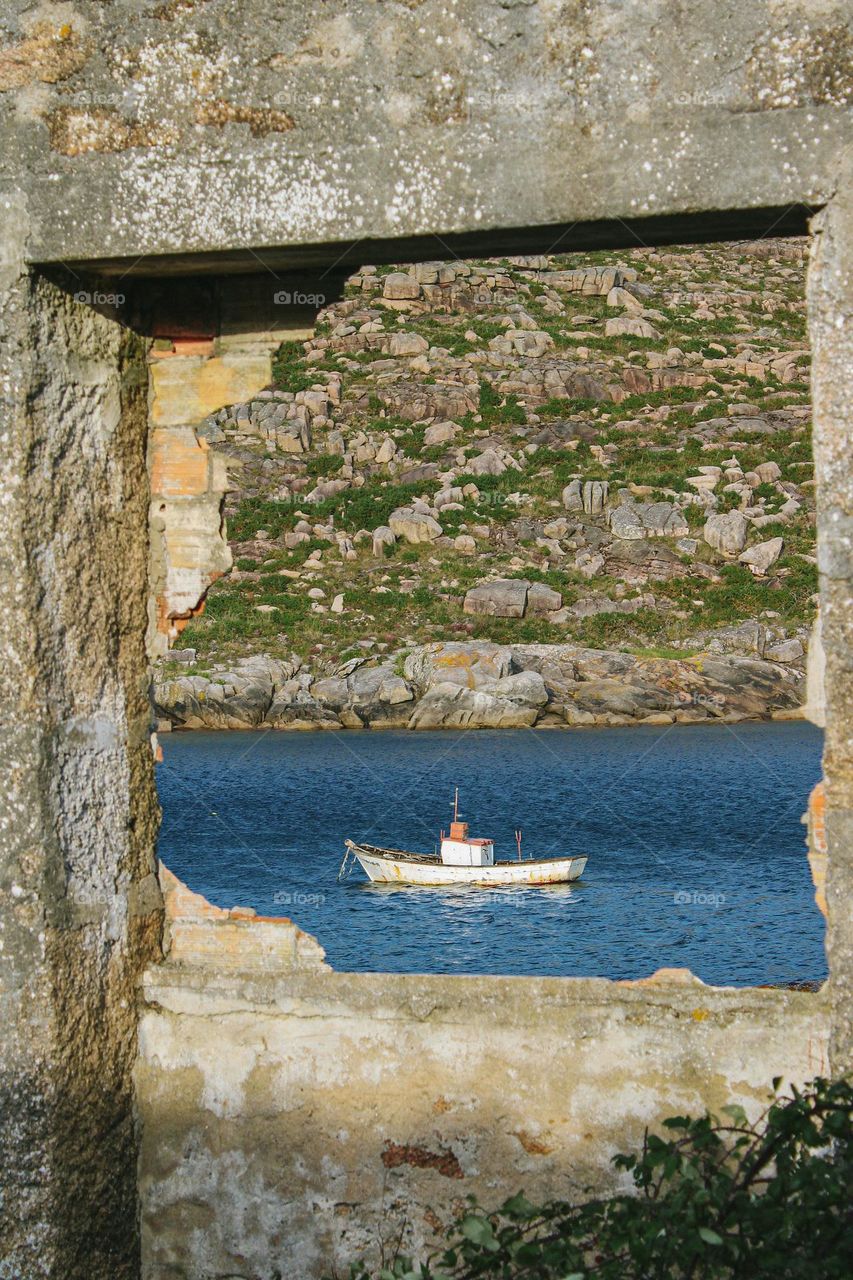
(153, 632, 805, 733)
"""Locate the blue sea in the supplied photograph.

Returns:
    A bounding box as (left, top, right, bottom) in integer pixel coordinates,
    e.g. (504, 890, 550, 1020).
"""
(157, 721, 826, 986)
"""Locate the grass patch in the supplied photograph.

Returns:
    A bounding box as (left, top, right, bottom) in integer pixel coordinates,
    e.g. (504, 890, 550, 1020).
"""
(271, 340, 323, 394)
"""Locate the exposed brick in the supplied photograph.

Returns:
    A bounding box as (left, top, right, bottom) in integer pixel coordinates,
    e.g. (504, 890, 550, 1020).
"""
(149, 426, 211, 499)
(381, 1142, 463, 1179)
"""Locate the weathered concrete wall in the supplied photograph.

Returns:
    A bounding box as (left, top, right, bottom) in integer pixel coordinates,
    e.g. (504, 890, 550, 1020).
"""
(137, 873, 830, 1279)
(1, 2, 851, 273)
(808, 152, 853, 1072)
(0, 254, 162, 1277)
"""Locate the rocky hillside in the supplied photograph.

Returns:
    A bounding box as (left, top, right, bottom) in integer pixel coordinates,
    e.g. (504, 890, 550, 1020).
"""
(157, 238, 815, 729)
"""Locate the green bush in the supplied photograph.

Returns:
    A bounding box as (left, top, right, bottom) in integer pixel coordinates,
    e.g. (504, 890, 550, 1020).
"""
(342, 1077, 852, 1280)
(534, 395, 603, 419)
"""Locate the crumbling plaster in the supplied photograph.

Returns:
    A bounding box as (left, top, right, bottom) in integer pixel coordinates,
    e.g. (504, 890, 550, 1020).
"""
(142, 274, 323, 654)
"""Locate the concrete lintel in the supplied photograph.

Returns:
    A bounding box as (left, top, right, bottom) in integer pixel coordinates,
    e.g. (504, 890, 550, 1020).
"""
(8, 0, 849, 272)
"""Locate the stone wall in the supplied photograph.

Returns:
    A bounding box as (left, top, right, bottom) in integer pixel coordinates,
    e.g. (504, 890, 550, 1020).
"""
(807, 153, 853, 1070)
(0, 263, 162, 1278)
(136, 873, 829, 1279)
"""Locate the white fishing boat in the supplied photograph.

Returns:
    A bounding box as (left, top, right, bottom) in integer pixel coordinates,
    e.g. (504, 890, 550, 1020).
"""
(341, 790, 588, 887)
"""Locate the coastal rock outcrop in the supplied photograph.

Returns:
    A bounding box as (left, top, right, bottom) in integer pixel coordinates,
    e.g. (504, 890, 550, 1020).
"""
(563, 479, 609, 515)
(402, 641, 512, 690)
(739, 537, 784, 577)
(462, 579, 564, 619)
(388, 507, 443, 543)
(312, 661, 415, 728)
(463, 579, 530, 618)
(194, 244, 814, 718)
(154, 655, 298, 729)
(153, 637, 805, 733)
(407, 671, 548, 729)
(609, 501, 689, 540)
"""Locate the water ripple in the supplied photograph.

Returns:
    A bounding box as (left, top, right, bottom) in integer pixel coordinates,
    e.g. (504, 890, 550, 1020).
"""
(158, 721, 826, 986)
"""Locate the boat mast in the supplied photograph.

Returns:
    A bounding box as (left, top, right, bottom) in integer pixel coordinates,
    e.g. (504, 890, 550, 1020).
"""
(453, 787, 459, 823)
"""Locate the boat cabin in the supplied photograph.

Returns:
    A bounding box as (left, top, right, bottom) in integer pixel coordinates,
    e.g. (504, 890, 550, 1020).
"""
(440, 819, 495, 867)
(343, 787, 588, 886)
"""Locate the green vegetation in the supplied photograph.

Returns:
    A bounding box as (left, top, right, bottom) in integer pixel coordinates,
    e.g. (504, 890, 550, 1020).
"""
(306, 454, 344, 479)
(342, 1077, 852, 1280)
(271, 340, 323, 393)
(472, 379, 527, 427)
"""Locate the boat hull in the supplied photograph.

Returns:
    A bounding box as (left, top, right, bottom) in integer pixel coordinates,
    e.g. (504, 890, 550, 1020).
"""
(345, 842, 587, 886)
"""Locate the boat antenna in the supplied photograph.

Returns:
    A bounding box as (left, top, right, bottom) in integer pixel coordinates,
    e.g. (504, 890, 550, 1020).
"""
(515, 828, 523, 861)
